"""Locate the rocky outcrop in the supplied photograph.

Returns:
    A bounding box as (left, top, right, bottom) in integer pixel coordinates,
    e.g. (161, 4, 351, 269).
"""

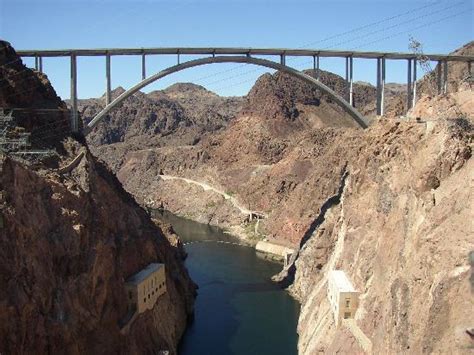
(417, 41, 473, 98)
(241, 69, 406, 123)
(292, 119, 473, 354)
(408, 42, 474, 122)
(74, 82, 243, 167)
(0, 42, 70, 149)
(0, 40, 195, 354)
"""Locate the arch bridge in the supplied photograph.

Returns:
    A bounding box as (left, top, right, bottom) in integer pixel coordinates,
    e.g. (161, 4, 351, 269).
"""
(17, 47, 474, 133)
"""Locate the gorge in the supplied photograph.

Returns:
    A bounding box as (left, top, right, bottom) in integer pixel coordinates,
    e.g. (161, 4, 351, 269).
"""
(1, 36, 473, 355)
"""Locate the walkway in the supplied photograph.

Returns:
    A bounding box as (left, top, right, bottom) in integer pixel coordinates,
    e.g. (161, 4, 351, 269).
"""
(159, 174, 266, 219)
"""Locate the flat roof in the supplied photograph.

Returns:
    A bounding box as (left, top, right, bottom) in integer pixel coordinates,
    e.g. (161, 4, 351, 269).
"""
(126, 263, 164, 285)
(329, 270, 356, 292)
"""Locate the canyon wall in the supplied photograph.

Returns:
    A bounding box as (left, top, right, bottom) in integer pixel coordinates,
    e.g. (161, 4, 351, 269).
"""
(290, 118, 472, 353)
(0, 41, 195, 354)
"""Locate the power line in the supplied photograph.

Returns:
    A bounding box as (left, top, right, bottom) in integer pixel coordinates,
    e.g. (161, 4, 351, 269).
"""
(177, 1, 460, 89)
(296, 1, 455, 49)
(351, 10, 469, 50)
(208, 3, 467, 89)
(206, 6, 471, 94)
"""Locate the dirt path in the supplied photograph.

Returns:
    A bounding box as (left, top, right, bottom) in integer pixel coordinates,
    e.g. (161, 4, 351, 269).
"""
(159, 174, 262, 217)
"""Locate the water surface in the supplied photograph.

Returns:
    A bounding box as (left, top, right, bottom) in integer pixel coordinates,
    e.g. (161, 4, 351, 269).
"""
(154, 211, 300, 355)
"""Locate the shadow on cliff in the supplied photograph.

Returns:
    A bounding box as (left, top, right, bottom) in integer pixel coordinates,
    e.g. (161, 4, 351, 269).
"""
(274, 167, 349, 288)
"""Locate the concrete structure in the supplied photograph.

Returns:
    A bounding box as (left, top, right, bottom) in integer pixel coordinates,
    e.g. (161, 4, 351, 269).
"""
(255, 240, 294, 265)
(84, 55, 368, 132)
(327, 270, 359, 326)
(16, 46, 474, 133)
(125, 263, 166, 314)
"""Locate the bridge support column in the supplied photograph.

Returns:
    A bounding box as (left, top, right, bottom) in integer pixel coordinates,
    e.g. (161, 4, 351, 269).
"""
(280, 54, 286, 66)
(34, 55, 39, 71)
(70, 54, 79, 132)
(177, 51, 180, 65)
(349, 56, 353, 106)
(407, 59, 412, 112)
(345, 57, 349, 102)
(313, 54, 320, 80)
(38, 56, 43, 73)
(141, 53, 146, 80)
(381, 57, 385, 116)
(437, 60, 442, 95)
(443, 60, 448, 94)
(376, 57, 385, 116)
(106, 54, 111, 105)
(412, 58, 417, 108)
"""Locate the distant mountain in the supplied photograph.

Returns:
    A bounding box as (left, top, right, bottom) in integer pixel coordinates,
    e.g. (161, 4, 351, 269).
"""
(73, 83, 244, 148)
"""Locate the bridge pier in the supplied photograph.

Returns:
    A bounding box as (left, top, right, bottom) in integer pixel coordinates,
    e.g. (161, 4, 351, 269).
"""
(436, 60, 449, 95)
(70, 54, 79, 132)
(443, 60, 448, 94)
(141, 52, 146, 80)
(313, 54, 320, 80)
(349, 56, 354, 106)
(345, 57, 349, 102)
(35, 55, 43, 73)
(106, 53, 111, 105)
(280, 54, 286, 66)
(376, 57, 385, 116)
(407, 58, 412, 111)
(437, 60, 442, 94)
(412, 58, 417, 108)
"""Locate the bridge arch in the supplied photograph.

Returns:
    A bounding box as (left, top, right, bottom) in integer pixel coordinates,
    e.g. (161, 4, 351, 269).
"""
(84, 56, 368, 134)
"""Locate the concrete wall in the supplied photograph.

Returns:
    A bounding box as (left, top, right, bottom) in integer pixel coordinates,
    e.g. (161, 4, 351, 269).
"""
(126, 265, 167, 314)
(255, 241, 295, 260)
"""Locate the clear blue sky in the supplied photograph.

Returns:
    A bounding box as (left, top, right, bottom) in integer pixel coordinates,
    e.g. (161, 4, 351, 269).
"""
(0, 0, 472, 100)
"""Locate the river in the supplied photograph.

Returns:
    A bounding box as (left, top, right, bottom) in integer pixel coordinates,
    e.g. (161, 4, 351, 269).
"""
(153, 211, 300, 355)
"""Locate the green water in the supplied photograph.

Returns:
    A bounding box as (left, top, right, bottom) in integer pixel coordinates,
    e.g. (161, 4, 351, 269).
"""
(154, 211, 300, 355)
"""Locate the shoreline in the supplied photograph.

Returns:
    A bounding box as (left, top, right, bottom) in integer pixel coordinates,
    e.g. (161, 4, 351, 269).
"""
(151, 208, 295, 265)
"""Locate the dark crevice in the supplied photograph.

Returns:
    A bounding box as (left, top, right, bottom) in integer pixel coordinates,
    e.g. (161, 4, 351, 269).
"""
(273, 167, 349, 288)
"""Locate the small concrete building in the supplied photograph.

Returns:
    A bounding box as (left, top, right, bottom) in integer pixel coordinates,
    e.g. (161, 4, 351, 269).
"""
(327, 270, 359, 326)
(125, 263, 167, 314)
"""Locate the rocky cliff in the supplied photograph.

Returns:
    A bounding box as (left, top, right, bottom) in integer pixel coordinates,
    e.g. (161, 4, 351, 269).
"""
(107, 67, 410, 245)
(290, 118, 472, 354)
(58, 39, 474, 353)
(74, 82, 243, 171)
(0, 41, 195, 354)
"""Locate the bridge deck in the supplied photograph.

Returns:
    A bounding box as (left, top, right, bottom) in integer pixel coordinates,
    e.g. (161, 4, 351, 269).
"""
(16, 47, 474, 62)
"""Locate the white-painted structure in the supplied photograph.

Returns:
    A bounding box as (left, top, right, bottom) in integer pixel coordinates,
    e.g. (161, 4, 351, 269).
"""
(327, 270, 359, 326)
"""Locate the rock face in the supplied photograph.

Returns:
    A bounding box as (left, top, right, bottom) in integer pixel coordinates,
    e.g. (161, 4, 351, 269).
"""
(64, 39, 473, 353)
(85, 66, 406, 244)
(0, 42, 70, 148)
(291, 119, 473, 354)
(74, 82, 243, 170)
(417, 41, 473, 97)
(0, 41, 195, 354)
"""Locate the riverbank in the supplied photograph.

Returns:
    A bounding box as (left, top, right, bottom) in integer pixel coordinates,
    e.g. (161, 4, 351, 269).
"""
(153, 209, 295, 264)
(153, 210, 300, 355)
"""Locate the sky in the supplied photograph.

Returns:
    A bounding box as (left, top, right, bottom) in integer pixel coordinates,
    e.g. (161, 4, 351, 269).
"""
(0, 0, 473, 100)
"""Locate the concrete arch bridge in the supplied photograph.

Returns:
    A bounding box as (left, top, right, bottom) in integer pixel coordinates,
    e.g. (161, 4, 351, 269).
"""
(17, 46, 474, 133)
